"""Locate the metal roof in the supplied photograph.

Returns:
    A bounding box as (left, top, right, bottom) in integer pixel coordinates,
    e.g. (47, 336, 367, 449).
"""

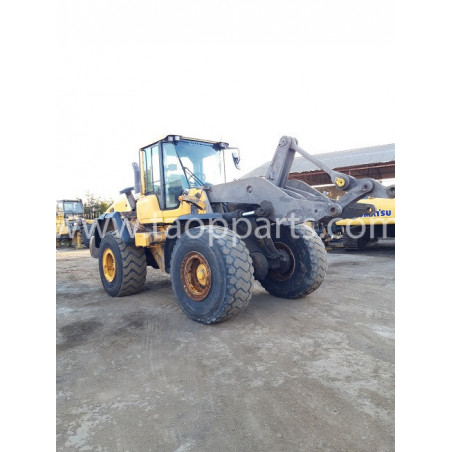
(243, 143, 395, 178)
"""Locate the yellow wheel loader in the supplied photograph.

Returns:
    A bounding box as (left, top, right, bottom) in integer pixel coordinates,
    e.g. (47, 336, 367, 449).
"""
(91, 135, 395, 324)
(56, 199, 92, 248)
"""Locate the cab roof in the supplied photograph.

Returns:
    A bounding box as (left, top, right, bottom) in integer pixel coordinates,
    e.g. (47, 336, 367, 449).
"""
(141, 135, 229, 150)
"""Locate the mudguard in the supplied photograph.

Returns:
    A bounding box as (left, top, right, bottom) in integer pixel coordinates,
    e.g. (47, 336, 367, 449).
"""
(94, 212, 135, 247)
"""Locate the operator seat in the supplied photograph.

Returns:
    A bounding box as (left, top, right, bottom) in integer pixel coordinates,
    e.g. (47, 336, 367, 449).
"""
(166, 174, 185, 207)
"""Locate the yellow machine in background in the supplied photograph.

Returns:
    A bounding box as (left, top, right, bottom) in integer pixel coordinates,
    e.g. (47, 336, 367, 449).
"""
(336, 197, 395, 250)
(56, 199, 92, 248)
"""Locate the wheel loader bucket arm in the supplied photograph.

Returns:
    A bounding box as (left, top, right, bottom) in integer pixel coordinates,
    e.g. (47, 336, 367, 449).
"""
(207, 136, 394, 223)
(265, 136, 395, 213)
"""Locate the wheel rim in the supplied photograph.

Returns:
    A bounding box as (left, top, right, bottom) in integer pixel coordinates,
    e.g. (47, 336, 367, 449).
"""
(180, 251, 211, 301)
(102, 248, 116, 282)
(268, 242, 296, 281)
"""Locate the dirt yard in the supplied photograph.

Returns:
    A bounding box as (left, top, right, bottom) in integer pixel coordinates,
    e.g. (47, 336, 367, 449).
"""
(56, 246, 394, 451)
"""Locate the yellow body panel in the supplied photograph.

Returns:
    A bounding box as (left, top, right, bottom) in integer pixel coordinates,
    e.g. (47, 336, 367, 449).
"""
(106, 198, 131, 214)
(136, 188, 208, 224)
(56, 213, 69, 236)
(336, 198, 395, 226)
(135, 232, 152, 247)
(135, 231, 167, 247)
(136, 195, 171, 223)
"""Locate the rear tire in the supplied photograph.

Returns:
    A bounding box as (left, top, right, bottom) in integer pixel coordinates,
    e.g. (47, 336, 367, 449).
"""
(89, 235, 99, 258)
(98, 232, 147, 297)
(170, 226, 254, 324)
(260, 224, 327, 299)
(81, 226, 90, 248)
(343, 226, 370, 251)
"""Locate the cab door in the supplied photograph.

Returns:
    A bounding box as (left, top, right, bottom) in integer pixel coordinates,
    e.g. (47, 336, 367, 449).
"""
(137, 142, 191, 224)
(137, 144, 164, 223)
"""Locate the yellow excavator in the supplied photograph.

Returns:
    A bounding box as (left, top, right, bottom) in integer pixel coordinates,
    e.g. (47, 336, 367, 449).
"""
(89, 135, 395, 324)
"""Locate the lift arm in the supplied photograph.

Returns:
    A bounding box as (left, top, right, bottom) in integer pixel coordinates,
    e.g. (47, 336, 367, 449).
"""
(207, 136, 395, 223)
(265, 136, 395, 215)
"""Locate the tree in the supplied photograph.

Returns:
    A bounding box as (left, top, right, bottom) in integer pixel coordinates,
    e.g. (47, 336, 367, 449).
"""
(82, 192, 114, 218)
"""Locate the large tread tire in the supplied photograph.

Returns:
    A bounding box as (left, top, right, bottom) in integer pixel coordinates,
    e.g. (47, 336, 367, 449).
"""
(170, 226, 254, 324)
(261, 224, 327, 299)
(98, 232, 147, 297)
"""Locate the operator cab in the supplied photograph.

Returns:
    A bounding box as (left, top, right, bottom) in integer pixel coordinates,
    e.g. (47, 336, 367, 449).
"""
(140, 135, 240, 210)
(56, 199, 84, 216)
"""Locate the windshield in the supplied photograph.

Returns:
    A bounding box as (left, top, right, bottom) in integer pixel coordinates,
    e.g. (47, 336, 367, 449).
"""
(63, 201, 83, 214)
(164, 140, 224, 187)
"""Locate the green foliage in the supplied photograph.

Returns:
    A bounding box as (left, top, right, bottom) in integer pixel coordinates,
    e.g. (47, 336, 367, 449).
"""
(82, 192, 114, 218)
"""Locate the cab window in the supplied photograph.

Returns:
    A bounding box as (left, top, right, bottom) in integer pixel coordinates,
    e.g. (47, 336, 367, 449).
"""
(63, 201, 83, 214)
(143, 145, 163, 205)
(162, 143, 189, 209)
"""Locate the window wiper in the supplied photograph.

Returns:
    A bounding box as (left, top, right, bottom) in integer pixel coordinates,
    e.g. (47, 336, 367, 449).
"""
(173, 149, 204, 187)
(182, 165, 205, 187)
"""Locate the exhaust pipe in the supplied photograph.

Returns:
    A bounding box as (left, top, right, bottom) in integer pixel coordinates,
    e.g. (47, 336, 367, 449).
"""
(133, 162, 141, 194)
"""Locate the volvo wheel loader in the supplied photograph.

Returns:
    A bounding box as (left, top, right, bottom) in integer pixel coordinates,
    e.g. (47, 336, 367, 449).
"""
(90, 135, 395, 324)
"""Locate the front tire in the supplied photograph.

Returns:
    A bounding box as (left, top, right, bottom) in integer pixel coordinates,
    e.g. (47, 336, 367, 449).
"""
(98, 232, 147, 297)
(170, 226, 254, 324)
(260, 224, 327, 298)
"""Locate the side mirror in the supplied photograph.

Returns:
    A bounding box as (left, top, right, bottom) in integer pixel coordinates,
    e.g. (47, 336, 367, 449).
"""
(232, 151, 241, 170)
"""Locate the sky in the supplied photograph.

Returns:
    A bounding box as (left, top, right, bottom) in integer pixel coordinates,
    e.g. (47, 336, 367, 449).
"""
(55, 1, 394, 201)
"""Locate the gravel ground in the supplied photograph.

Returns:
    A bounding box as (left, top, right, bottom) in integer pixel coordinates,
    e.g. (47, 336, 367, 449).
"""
(56, 245, 394, 451)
